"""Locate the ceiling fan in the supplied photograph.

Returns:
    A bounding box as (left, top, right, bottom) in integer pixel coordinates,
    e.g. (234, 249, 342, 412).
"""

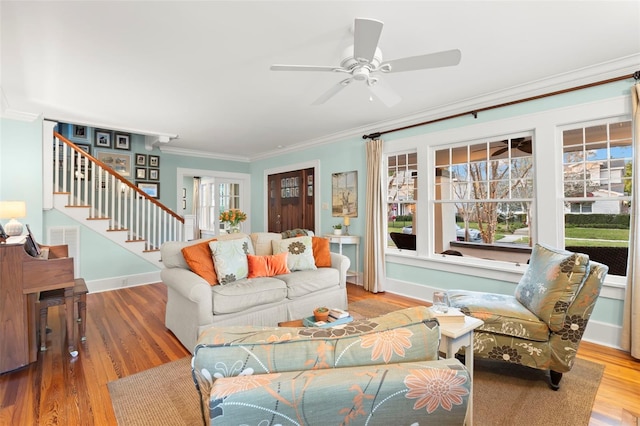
(270, 17, 462, 107)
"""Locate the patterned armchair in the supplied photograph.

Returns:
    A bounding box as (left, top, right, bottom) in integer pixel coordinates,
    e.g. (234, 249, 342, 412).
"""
(447, 243, 608, 390)
(192, 307, 470, 425)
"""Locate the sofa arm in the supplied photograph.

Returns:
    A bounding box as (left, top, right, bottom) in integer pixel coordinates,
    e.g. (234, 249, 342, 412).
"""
(161, 267, 214, 326)
(330, 252, 350, 287)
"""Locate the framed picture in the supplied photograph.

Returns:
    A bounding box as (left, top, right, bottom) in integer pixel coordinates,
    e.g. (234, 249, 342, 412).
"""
(149, 155, 160, 167)
(73, 125, 88, 139)
(182, 188, 186, 198)
(332, 170, 358, 217)
(149, 168, 159, 181)
(136, 167, 147, 180)
(94, 129, 113, 148)
(137, 181, 159, 198)
(96, 150, 132, 177)
(135, 153, 147, 166)
(76, 144, 91, 155)
(115, 133, 131, 150)
(182, 199, 186, 210)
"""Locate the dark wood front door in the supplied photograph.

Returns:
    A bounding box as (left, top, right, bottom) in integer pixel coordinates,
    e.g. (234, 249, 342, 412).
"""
(268, 168, 315, 233)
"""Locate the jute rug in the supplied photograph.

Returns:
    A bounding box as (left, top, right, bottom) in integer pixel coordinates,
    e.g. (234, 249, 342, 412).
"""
(109, 349, 603, 425)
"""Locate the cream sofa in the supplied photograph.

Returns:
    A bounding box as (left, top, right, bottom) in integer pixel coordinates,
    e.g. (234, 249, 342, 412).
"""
(160, 232, 350, 352)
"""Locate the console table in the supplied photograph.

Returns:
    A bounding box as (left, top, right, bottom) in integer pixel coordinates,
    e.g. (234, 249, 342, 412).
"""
(324, 234, 360, 284)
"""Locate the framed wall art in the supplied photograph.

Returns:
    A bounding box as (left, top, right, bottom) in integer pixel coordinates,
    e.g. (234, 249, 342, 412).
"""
(135, 153, 147, 166)
(96, 150, 132, 177)
(115, 133, 131, 150)
(94, 129, 113, 148)
(73, 125, 88, 139)
(149, 168, 159, 181)
(331, 170, 357, 217)
(136, 167, 147, 180)
(137, 181, 159, 198)
(149, 155, 160, 167)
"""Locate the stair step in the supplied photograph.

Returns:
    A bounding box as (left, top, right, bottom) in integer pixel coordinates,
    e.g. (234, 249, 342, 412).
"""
(143, 249, 160, 253)
(86, 217, 110, 221)
(126, 239, 146, 243)
(107, 228, 129, 232)
(65, 205, 91, 208)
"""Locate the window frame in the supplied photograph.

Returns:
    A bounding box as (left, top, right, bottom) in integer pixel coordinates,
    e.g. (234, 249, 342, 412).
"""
(383, 94, 630, 295)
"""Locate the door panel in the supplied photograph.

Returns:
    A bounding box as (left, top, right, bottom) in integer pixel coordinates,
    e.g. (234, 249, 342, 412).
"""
(268, 168, 314, 233)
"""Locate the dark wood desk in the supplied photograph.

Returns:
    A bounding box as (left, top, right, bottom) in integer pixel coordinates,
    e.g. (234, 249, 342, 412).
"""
(0, 241, 75, 374)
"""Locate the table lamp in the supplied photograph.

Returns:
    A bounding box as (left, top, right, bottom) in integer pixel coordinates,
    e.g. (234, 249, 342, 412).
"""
(343, 216, 350, 235)
(0, 201, 26, 236)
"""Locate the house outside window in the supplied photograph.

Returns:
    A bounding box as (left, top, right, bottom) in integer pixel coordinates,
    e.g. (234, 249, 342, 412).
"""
(433, 134, 534, 254)
(562, 119, 632, 276)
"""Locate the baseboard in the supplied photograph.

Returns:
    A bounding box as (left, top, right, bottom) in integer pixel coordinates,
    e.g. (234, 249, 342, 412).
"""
(86, 271, 162, 293)
(384, 277, 624, 351)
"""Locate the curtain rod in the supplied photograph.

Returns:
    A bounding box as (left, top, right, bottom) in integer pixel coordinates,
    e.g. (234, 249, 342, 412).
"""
(362, 70, 640, 140)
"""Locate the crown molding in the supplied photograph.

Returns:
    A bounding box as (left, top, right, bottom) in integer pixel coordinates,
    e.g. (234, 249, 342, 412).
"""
(0, 108, 41, 122)
(160, 145, 250, 163)
(249, 54, 640, 161)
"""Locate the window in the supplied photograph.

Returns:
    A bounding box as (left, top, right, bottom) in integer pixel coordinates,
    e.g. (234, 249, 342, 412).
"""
(562, 119, 632, 276)
(387, 152, 417, 248)
(198, 179, 242, 234)
(433, 134, 534, 254)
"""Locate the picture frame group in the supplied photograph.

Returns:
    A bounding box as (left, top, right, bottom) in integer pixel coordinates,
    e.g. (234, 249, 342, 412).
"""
(137, 182, 160, 198)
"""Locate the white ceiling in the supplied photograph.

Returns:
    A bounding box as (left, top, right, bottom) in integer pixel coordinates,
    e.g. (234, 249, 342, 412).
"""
(2, 1, 639, 161)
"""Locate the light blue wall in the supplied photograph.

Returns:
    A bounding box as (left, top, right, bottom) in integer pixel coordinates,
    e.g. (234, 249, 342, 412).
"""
(248, 80, 633, 332)
(0, 117, 44, 238)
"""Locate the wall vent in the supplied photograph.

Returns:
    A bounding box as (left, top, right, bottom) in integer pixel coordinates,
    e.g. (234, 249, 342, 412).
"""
(48, 226, 80, 277)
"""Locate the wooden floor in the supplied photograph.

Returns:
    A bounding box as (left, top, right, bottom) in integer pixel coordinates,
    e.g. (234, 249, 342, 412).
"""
(0, 283, 638, 425)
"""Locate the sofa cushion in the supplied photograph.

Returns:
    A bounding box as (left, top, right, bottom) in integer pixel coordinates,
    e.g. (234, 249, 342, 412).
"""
(272, 236, 317, 271)
(247, 252, 290, 278)
(250, 232, 282, 256)
(209, 236, 255, 284)
(515, 243, 589, 331)
(181, 238, 218, 286)
(276, 267, 339, 299)
(312, 236, 331, 267)
(448, 290, 550, 342)
(211, 277, 287, 314)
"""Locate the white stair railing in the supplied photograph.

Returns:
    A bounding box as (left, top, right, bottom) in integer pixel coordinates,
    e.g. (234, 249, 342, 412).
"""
(53, 132, 184, 250)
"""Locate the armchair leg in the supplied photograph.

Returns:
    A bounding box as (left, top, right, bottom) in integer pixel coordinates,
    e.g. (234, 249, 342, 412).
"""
(549, 370, 563, 391)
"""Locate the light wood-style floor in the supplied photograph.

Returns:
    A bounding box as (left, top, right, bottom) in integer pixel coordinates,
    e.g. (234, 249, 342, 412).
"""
(0, 283, 638, 425)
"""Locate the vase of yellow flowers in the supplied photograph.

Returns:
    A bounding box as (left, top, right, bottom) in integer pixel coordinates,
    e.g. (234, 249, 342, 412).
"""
(219, 209, 247, 233)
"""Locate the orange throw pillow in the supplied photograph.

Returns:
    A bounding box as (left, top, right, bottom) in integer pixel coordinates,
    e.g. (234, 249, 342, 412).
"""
(181, 238, 218, 286)
(312, 236, 332, 267)
(247, 252, 290, 278)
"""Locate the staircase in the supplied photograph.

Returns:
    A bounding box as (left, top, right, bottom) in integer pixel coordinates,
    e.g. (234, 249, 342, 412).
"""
(51, 132, 185, 266)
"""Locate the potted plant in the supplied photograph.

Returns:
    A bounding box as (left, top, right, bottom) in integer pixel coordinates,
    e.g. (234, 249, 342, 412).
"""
(313, 306, 330, 322)
(332, 224, 343, 235)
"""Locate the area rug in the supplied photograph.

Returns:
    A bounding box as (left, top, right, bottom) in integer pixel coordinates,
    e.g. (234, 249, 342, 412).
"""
(108, 354, 603, 425)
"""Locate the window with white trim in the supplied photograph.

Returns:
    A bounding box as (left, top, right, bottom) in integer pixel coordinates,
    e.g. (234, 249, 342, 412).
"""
(562, 119, 632, 276)
(387, 152, 417, 248)
(433, 134, 534, 253)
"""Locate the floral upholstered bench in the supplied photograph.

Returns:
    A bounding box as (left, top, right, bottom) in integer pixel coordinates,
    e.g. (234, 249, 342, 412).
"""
(192, 306, 470, 425)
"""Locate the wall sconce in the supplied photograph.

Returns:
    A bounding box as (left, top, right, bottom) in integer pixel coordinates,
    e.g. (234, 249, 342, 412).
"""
(0, 200, 26, 236)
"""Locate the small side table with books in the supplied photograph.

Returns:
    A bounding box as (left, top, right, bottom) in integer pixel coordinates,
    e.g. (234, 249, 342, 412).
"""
(433, 306, 483, 426)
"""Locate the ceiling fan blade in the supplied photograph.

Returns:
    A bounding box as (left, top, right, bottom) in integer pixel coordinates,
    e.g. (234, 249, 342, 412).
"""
(270, 64, 340, 72)
(312, 78, 353, 105)
(353, 18, 383, 62)
(368, 78, 401, 107)
(381, 49, 461, 73)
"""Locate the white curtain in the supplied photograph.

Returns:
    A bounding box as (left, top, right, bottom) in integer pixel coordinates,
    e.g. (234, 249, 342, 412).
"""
(622, 82, 640, 359)
(192, 177, 201, 239)
(363, 139, 386, 293)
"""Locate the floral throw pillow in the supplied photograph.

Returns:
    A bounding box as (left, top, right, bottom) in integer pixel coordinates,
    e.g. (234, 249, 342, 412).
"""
(209, 237, 254, 285)
(514, 243, 589, 331)
(272, 236, 317, 271)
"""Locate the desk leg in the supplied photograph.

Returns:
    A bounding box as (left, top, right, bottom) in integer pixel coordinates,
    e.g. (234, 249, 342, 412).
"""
(64, 287, 77, 357)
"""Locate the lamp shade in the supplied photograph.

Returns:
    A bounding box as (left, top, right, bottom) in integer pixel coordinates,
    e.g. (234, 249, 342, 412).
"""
(0, 201, 26, 219)
(0, 201, 26, 236)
